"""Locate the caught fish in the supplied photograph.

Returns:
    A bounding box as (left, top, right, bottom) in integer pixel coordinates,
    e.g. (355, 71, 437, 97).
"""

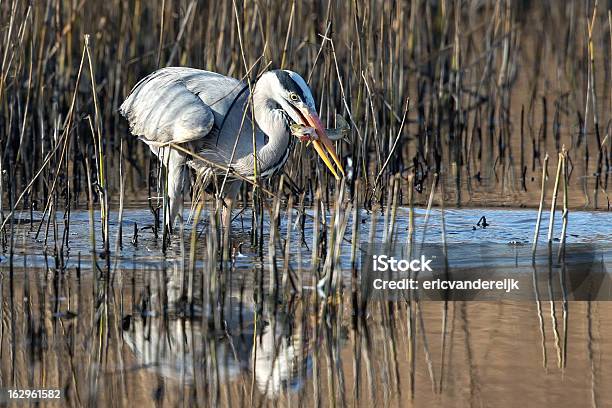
(290, 123, 317, 141)
(291, 114, 350, 143)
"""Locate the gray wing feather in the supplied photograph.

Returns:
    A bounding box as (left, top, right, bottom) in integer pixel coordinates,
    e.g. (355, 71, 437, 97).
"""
(121, 67, 268, 182)
(120, 68, 218, 143)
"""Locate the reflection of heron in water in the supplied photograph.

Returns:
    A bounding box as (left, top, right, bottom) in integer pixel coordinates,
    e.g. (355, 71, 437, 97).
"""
(121, 266, 312, 398)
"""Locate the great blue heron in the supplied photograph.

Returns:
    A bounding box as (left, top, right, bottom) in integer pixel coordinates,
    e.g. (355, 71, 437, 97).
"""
(120, 68, 344, 229)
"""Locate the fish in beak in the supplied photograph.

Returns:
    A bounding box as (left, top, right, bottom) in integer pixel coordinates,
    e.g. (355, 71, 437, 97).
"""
(296, 107, 345, 180)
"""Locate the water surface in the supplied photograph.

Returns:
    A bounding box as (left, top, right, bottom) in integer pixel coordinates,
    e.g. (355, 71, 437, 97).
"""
(1, 207, 611, 407)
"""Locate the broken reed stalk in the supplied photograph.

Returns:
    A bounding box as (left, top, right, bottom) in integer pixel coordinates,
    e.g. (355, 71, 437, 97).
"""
(229, 0, 266, 258)
(160, 149, 170, 252)
(373, 98, 410, 191)
(281, 195, 295, 292)
(114, 139, 125, 252)
(587, 1, 604, 209)
(387, 175, 401, 244)
(311, 189, 321, 284)
(188, 202, 203, 307)
(85, 34, 109, 256)
(532, 153, 549, 254)
(206, 205, 219, 328)
(556, 148, 570, 369)
(268, 176, 284, 292)
(580, 2, 598, 207)
(222, 198, 232, 264)
(407, 174, 415, 246)
(350, 180, 361, 296)
(279, 0, 296, 69)
(382, 178, 393, 242)
(84, 157, 97, 267)
(420, 173, 439, 246)
(547, 153, 563, 244)
(327, 181, 349, 295)
(548, 265, 563, 369)
(437, 173, 450, 393)
(558, 149, 569, 251)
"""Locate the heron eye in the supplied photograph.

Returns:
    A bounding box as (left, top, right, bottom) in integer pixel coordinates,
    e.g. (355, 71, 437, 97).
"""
(289, 92, 299, 101)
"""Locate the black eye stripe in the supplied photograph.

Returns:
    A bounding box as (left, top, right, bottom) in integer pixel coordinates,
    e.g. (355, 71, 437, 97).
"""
(274, 70, 307, 101)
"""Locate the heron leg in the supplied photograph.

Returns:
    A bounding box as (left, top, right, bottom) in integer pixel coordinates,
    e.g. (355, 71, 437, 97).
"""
(160, 146, 186, 232)
(221, 181, 241, 228)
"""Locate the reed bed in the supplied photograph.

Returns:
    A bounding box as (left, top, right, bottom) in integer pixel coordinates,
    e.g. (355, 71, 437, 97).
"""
(0, 1, 610, 242)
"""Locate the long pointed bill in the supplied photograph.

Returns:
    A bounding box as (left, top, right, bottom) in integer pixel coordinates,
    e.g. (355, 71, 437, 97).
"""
(302, 109, 345, 179)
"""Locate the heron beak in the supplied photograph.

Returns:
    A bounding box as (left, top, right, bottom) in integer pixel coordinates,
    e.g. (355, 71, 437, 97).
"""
(301, 108, 345, 180)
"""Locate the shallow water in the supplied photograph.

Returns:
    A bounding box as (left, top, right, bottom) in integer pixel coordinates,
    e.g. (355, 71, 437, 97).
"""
(1, 207, 611, 407)
(4, 207, 611, 267)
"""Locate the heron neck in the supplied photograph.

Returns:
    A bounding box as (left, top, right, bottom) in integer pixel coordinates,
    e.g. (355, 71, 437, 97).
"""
(252, 88, 292, 173)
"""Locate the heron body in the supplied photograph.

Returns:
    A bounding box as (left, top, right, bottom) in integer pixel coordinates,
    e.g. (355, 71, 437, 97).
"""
(120, 68, 343, 229)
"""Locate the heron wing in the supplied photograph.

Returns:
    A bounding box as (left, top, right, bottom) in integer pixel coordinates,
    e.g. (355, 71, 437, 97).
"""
(120, 68, 223, 144)
(121, 67, 267, 180)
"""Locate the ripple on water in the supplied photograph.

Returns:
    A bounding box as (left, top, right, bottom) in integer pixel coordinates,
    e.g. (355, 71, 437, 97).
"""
(2, 207, 611, 271)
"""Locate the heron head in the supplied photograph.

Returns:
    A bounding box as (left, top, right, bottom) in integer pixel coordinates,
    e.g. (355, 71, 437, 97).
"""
(262, 70, 344, 180)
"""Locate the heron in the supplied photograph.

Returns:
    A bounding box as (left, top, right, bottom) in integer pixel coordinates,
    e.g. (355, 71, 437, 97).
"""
(120, 67, 344, 230)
